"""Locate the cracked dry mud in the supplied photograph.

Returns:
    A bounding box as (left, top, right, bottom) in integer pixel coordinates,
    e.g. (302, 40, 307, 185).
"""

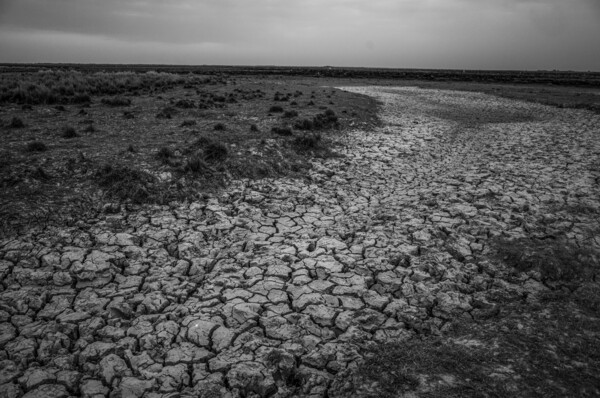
(1, 86, 599, 397)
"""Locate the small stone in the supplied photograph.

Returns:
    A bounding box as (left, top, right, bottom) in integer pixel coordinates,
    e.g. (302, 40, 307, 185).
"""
(187, 320, 218, 347)
(0, 360, 21, 384)
(21, 384, 69, 398)
(317, 237, 347, 251)
(118, 377, 156, 398)
(18, 368, 56, 391)
(99, 354, 131, 385)
(227, 362, 276, 397)
(80, 378, 108, 398)
(165, 343, 213, 365)
(0, 323, 17, 347)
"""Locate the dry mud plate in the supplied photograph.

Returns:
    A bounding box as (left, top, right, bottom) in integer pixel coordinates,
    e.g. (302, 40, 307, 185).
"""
(1, 86, 599, 397)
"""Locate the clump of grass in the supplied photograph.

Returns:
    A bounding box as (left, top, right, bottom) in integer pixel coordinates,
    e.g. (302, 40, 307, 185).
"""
(184, 155, 209, 174)
(312, 109, 339, 129)
(156, 106, 177, 119)
(271, 126, 293, 136)
(269, 105, 284, 113)
(54, 105, 66, 111)
(62, 126, 78, 138)
(155, 147, 175, 164)
(123, 111, 135, 119)
(174, 99, 195, 108)
(293, 119, 314, 130)
(127, 144, 136, 153)
(181, 120, 196, 127)
(283, 110, 299, 118)
(214, 123, 226, 131)
(101, 97, 131, 107)
(250, 124, 259, 132)
(94, 164, 156, 203)
(73, 94, 91, 104)
(26, 141, 47, 152)
(204, 142, 228, 162)
(293, 133, 322, 151)
(493, 237, 598, 283)
(9, 117, 24, 128)
(83, 124, 96, 133)
(31, 166, 51, 181)
(293, 109, 339, 131)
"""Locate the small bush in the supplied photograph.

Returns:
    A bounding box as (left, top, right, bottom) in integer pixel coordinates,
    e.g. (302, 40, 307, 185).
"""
(31, 166, 51, 180)
(123, 111, 135, 119)
(293, 133, 322, 150)
(250, 124, 259, 132)
(127, 144, 136, 153)
(271, 126, 293, 136)
(156, 147, 175, 164)
(204, 142, 228, 162)
(26, 141, 47, 152)
(62, 126, 78, 138)
(156, 106, 177, 119)
(293, 119, 314, 130)
(494, 237, 598, 282)
(312, 109, 339, 129)
(184, 155, 209, 174)
(101, 97, 131, 107)
(283, 110, 299, 118)
(269, 105, 284, 113)
(54, 105, 66, 111)
(95, 164, 155, 203)
(175, 99, 195, 108)
(9, 117, 24, 128)
(72, 94, 91, 104)
(181, 120, 196, 127)
(214, 123, 226, 131)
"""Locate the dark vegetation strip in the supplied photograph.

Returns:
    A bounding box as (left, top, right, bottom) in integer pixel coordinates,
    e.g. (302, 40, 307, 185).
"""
(2, 64, 600, 87)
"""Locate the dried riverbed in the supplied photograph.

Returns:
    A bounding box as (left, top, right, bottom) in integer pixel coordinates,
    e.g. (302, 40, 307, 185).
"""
(1, 86, 599, 397)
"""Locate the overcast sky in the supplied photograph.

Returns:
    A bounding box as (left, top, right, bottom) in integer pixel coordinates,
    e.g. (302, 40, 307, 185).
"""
(0, 0, 599, 70)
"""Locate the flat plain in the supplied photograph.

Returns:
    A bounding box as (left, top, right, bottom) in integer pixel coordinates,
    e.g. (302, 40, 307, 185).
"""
(0, 66, 599, 397)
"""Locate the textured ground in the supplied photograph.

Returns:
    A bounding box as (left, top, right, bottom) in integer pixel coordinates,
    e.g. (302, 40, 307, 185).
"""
(1, 86, 599, 397)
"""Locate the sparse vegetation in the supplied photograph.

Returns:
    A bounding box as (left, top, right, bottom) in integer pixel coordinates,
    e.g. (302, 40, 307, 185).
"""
(9, 117, 24, 128)
(155, 147, 175, 164)
(271, 126, 293, 136)
(181, 120, 196, 127)
(156, 106, 177, 119)
(293, 109, 339, 130)
(94, 164, 156, 203)
(204, 141, 228, 162)
(184, 155, 209, 174)
(62, 126, 78, 138)
(26, 141, 48, 152)
(283, 110, 299, 118)
(101, 96, 131, 107)
(493, 237, 598, 283)
(293, 133, 322, 150)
